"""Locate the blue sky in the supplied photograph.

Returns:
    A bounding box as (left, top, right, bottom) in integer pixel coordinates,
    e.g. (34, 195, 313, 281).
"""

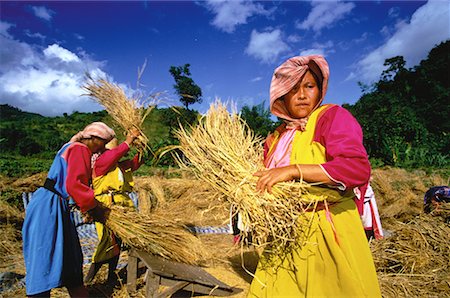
(0, 0, 449, 116)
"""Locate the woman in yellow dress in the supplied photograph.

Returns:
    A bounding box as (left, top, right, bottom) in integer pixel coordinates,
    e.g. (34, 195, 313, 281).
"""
(85, 128, 143, 283)
(248, 55, 381, 297)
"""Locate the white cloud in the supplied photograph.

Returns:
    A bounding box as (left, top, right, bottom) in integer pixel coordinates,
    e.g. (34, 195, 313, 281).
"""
(350, 1, 450, 83)
(297, 0, 355, 33)
(202, 0, 270, 33)
(74, 33, 85, 41)
(388, 7, 400, 19)
(299, 48, 325, 57)
(245, 29, 290, 64)
(44, 44, 80, 62)
(0, 22, 108, 116)
(31, 6, 55, 21)
(297, 40, 333, 57)
(250, 76, 262, 82)
(25, 30, 46, 42)
(0, 21, 14, 38)
(312, 40, 334, 49)
(287, 34, 302, 43)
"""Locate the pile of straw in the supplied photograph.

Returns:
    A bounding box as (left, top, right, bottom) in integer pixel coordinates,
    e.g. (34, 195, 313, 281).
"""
(172, 101, 339, 256)
(11, 172, 47, 193)
(106, 205, 207, 265)
(371, 167, 447, 224)
(369, 168, 450, 296)
(0, 223, 24, 272)
(372, 214, 450, 296)
(134, 175, 229, 226)
(83, 76, 154, 156)
(0, 200, 24, 273)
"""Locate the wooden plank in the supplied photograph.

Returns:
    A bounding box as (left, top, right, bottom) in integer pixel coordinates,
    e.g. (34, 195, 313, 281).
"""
(127, 254, 138, 292)
(159, 278, 234, 296)
(145, 269, 160, 297)
(156, 281, 190, 298)
(134, 250, 232, 291)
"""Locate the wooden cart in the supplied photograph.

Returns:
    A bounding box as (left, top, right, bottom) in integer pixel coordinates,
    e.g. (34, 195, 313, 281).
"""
(127, 248, 238, 297)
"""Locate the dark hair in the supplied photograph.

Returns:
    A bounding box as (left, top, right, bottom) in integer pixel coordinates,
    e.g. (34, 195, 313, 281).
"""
(309, 70, 322, 91)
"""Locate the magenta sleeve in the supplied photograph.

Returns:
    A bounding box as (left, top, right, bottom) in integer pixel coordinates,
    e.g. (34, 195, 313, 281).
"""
(93, 142, 130, 177)
(65, 143, 97, 213)
(119, 154, 143, 172)
(315, 106, 371, 190)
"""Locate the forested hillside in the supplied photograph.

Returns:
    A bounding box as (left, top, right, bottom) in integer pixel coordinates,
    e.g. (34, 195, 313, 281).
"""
(343, 40, 449, 168)
(1, 41, 448, 176)
(0, 105, 199, 176)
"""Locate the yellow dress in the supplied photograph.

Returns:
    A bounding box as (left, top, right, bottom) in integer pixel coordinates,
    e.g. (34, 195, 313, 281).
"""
(91, 165, 135, 263)
(248, 106, 381, 297)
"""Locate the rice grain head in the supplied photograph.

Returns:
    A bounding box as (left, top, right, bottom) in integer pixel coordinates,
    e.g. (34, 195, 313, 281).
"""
(83, 75, 157, 157)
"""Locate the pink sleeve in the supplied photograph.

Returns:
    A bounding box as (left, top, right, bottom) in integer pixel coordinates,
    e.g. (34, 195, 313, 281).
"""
(93, 142, 130, 177)
(315, 106, 371, 190)
(65, 143, 97, 213)
(119, 154, 143, 172)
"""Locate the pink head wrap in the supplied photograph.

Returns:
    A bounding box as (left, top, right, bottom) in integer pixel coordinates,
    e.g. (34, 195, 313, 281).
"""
(70, 122, 115, 143)
(269, 55, 329, 130)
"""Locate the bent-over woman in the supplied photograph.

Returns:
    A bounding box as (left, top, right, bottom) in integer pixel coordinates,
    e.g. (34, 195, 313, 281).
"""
(22, 122, 114, 297)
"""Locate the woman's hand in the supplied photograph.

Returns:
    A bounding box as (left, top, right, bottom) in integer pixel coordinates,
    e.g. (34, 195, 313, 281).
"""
(86, 202, 110, 224)
(125, 127, 141, 146)
(254, 165, 298, 194)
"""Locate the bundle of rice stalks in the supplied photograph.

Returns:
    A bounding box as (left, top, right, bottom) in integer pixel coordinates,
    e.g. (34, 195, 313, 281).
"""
(154, 188, 228, 227)
(106, 205, 207, 265)
(83, 75, 155, 156)
(134, 176, 167, 213)
(134, 176, 228, 225)
(372, 214, 450, 296)
(171, 100, 339, 257)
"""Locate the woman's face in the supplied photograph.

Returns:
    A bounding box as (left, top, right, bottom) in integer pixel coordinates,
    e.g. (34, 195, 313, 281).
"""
(283, 71, 321, 119)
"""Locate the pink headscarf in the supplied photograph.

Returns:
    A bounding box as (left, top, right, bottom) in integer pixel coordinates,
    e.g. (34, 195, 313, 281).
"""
(270, 55, 329, 130)
(70, 122, 116, 143)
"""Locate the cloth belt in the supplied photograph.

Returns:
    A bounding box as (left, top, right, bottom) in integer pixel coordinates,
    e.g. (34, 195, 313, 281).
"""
(305, 200, 340, 244)
(304, 200, 336, 212)
(43, 178, 65, 198)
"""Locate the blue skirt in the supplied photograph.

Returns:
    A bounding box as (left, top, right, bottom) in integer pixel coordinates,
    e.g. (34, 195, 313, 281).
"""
(22, 188, 83, 295)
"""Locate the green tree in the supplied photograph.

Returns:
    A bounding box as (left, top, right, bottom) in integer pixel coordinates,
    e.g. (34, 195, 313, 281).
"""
(380, 56, 406, 81)
(345, 40, 449, 168)
(169, 64, 202, 109)
(240, 102, 279, 138)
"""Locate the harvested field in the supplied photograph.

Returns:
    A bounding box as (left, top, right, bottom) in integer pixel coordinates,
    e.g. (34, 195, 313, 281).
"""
(0, 168, 449, 297)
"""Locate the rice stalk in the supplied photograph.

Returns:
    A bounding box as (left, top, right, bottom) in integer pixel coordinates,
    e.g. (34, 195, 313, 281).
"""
(372, 214, 450, 296)
(106, 205, 207, 265)
(83, 75, 157, 157)
(171, 100, 339, 258)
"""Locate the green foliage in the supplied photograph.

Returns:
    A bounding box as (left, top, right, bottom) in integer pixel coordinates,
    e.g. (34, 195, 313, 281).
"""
(149, 107, 200, 167)
(0, 105, 111, 158)
(380, 56, 406, 81)
(0, 104, 202, 174)
(169, 64, 202, 109)
(240, 102, 280, 138)
(347, 40, 450, 169)
(157, 107, 200, 133)
(0, 154, 52, 177)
